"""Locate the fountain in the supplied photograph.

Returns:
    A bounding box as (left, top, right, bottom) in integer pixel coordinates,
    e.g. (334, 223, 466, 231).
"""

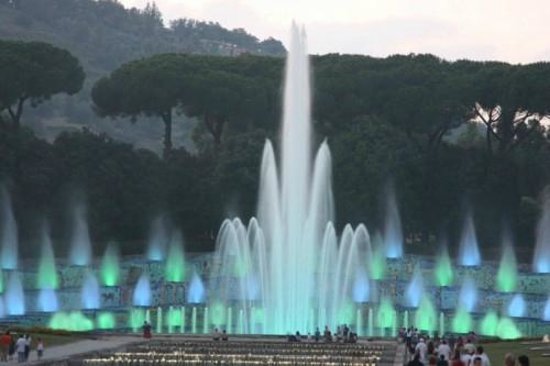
(452, 306, 473, 334)
(496, 231, 518, 292)
(133, 273, 151, 307)
(370, 233, 386, 280)
(383, 184, 403, 258)
(415, 297, 436, 332)
(480, 310, 499, 336)
(147, 215, 169, 261)
(187, 271, 205, 304)
(458, 211, 481, 266)
(97, 312, 116, 329)
(533, 187, 550, 272)
(38, 288, 58, 312)
(0, 185, 18, 269)
(5, 272, 24, 315)
(165, 230, 185, 282)
(37, 221, 58, 290)
(434, 243, 453, 287)
(100, 242, 119, 286)
(211, 24, 394, 334)
(406, 266, 425, 308)
(458, 276, 478, 312)
(507, 294, 526, 317)
(81, 271, 100, 309)
(496, 317, 521, 339)
(69, 199, 92, 266)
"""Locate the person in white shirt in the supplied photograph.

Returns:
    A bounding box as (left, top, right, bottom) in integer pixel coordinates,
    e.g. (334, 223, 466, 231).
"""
(415, 338, 428, 364)
(437, 340, 452, 361)
(15, 335, 25, 363)
(476, 346, 491, 366)
(460, 348, 473, 366)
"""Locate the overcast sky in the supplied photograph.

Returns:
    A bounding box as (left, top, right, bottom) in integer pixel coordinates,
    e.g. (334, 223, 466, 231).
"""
(120, 0, 550, 64)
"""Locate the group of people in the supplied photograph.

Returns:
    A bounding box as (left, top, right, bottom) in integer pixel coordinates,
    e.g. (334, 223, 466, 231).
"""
(288, 325, 358, 343)
(402, 328, 530, 366)
(0, 331, 44, 363)
(212, 328, 229, 341)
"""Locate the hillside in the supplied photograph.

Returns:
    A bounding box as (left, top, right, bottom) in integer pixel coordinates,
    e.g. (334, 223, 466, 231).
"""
(0, 0, 285, 152)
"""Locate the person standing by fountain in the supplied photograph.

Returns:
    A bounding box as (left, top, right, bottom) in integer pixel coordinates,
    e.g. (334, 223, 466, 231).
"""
(36, 338, 44, 360)
(23, 334, 31, 362)
(142, 321, 152, 339)
(0, 331, 11, 361)
(15, 335, 25, 363)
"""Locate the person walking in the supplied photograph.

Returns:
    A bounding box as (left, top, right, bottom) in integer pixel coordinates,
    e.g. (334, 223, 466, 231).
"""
(0, 331, 11, 362)
(24, 334, 31, 361)
(15, 335, 25, 363)
(36, 338, 44, 360)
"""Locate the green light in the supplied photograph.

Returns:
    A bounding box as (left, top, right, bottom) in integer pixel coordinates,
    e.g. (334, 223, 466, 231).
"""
(97, 312, 116, 329)
(38, 243, 58, 289)
(166, 307, 181, 327)
(49, 312, 94, 332)
(0, 271, 3, 293)
(165, 237, 185, 282)
(479, 310, 499, 336)
(415, 297, 437, 331)
(337, 302, 354, 324)
(129, 308, 145, 330)
(496, 317, 521, 340)
(370, 233, 386, 280)
(100, 243, 119, 287)
(376, 297, 395, 328)
(496, 246, 518, 293)
(210, 301, 226, 325)
(252, 307, 265, 325)
(434, 248, 453, 287)
(452, 307, 473, 334)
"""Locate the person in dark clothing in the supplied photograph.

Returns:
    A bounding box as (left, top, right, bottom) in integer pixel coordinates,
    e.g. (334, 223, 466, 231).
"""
(517, 355, 529, 366)
(407, 352, 423, 366)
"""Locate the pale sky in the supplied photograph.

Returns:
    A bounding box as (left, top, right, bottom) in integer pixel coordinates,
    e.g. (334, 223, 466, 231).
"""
(120, 0, 550, 64)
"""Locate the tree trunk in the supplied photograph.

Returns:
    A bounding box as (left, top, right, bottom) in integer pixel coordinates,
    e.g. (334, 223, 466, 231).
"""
(204, 112, 225, 149)
(498, 108, 515, 153)
(161, 109, 173, 159)
(7, 97, 26, 128)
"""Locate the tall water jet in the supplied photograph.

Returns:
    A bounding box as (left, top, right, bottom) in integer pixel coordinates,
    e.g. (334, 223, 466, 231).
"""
(133, 273, 151, 307)
(38, 288, 58, 312)
(458, 276, 478, 312)
(496, 231, 518, 293)
(452, 306, 473, 334)
(0, 185, 18, 269)
(376, 297, 395, 332)
(100, 242, 119, 287)
(496, 317, 521, 339)
(68, 199, 92, 266)
(81, 271, 100, 309)
(5, 272, 24, 315)
(406, 266, 424, 308)
(165, 230, 185, 282)
(434, 242, 453, 287)
(37, 221, 58, 289)
(533, 187, 550, 273)
(370, 233, 386, 280)
(187, 271, 205, 304)
(415, 297, 437, 332)
(147, 215, 169, 261)
(211, 24, 385, 333)
(507, 294, 526, 317)
(383, 184, 403, 258)
(480, 311, 499, 336)
(458, 211, 481, 266)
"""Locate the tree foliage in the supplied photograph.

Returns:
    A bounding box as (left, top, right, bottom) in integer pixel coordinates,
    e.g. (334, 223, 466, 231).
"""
(0, 39, 84, 127)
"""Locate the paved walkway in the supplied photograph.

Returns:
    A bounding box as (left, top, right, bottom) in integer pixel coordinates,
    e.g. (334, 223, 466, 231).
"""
(7, 336, 140, 365)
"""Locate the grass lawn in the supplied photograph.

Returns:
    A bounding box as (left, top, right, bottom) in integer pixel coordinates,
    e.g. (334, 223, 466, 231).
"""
(483, 340, 550, 366)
